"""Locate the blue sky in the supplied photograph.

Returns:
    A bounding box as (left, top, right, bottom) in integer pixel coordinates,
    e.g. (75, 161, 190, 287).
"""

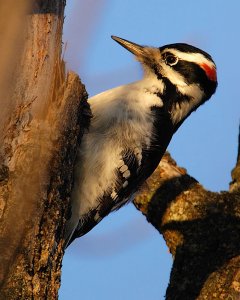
(60, 1, 240, 299)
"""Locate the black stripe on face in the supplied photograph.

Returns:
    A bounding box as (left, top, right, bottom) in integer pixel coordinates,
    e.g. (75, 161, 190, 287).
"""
(172, 60, 217, 99)
(151, 67, 192, 112)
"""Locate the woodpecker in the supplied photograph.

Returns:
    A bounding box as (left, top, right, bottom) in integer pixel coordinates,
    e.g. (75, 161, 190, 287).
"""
(64, 36, 217, 247)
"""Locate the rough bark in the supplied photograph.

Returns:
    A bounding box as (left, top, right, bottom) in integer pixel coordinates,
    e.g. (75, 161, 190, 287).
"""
(0, 1, 91, 299)
(134, 146, 240, 299)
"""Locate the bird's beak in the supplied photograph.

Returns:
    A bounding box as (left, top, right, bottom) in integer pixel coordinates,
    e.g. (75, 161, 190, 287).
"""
(111, 36, 145, 58)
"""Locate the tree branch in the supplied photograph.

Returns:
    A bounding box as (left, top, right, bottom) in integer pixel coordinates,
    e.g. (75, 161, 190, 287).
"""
(134, 150, 240, 299)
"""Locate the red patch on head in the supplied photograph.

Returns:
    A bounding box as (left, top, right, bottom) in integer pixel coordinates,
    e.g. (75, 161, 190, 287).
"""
(200, 63, 217, 82)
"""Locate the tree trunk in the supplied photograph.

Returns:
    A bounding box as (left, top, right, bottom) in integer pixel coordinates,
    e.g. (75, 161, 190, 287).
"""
(0, 1, 91, 299)
(134, 145, 240, 299)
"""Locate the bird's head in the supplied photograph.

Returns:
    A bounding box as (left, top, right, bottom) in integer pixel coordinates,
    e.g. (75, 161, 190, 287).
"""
(112, 35, 217, 125)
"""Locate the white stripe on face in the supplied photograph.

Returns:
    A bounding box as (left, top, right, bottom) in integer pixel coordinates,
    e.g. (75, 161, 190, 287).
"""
(162, 48, 216, 69)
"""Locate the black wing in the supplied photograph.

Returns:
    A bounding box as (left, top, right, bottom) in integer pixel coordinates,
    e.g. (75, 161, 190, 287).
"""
(68, 149, 140, 245)
(68, 107, 175, 246)
(115, 106, 175, 200)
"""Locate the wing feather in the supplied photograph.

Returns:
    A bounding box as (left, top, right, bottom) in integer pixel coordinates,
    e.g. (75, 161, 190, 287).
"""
(67, 106, 175, 246)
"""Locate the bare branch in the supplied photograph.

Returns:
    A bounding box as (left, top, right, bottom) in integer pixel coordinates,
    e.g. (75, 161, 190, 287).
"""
(134, 152, 240, 299)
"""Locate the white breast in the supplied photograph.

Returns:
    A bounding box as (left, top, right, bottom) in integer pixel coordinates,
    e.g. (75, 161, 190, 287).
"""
(71, 78, 164, 219)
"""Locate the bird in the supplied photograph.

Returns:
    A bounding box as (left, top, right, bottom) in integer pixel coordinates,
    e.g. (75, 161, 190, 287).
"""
(64, 36, 217, 247)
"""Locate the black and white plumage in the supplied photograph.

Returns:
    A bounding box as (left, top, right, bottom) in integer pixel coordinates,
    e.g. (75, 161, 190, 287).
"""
(64, 36, 217, 247)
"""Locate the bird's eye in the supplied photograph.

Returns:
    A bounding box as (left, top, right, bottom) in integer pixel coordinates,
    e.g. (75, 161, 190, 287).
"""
(163, 53, 178, 66)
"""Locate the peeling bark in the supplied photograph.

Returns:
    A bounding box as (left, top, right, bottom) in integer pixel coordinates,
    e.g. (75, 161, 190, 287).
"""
(0, 2, 91, 299)
(134, 149, 240, 299)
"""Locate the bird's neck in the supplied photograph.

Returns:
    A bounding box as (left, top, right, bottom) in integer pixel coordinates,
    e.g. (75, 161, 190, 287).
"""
(131, 75, 165, 98)
(137, 74, 205, 125)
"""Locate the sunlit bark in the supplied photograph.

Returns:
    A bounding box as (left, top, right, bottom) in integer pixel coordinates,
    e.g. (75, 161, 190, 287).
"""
(134, 146, 240, 299)
(0, 1, 90, 298)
